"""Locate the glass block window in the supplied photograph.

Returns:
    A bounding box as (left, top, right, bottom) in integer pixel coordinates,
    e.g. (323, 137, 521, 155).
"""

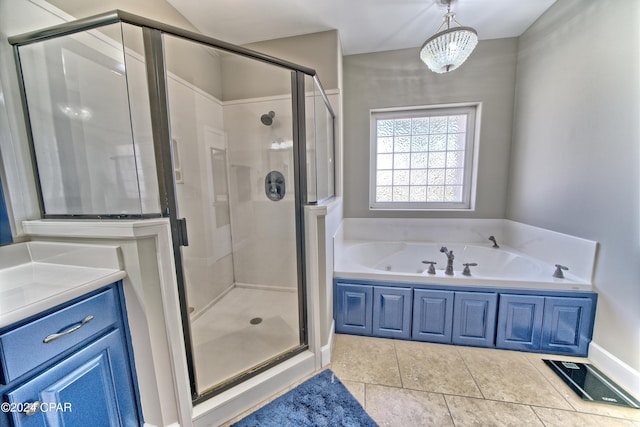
(370, 104, 479, 210)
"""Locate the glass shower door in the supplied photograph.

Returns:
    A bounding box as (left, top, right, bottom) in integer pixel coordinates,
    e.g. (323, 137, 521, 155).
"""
(161, 34, 305, 396)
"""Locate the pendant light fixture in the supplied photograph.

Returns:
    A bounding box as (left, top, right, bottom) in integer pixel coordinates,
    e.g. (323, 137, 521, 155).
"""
(419, 0, 478, 73)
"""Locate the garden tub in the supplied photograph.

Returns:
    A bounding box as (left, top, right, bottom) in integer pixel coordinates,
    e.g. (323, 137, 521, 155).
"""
(334, 241, 592, 291)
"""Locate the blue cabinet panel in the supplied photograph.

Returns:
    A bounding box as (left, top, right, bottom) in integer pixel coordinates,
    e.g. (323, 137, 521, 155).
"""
(7, 329, 139, 427)
(412, 289, 454, 343)
(541, 297, 593, 355)
(373, 286, 412, 339)
(496, 294, 544, 351)
(452, 292, 497, 347)
(335, 283, 372, 335)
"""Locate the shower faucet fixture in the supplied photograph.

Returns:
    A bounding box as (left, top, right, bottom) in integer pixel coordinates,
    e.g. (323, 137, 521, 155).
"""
(260, 110, 275, 126)
(488, 235, 499, 248)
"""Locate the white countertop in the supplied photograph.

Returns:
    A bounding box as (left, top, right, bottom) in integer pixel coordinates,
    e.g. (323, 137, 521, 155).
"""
(0, 241, 127, 328)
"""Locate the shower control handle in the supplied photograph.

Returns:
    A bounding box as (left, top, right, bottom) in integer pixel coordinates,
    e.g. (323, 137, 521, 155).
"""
(265, 171, 285, 201)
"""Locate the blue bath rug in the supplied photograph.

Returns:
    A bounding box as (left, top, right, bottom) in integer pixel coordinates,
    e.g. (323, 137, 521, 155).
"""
(231, 369, 378, 427)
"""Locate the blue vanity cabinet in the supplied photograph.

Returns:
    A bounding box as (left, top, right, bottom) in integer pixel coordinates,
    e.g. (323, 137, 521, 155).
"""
(372, 286, 412, 339)
(6, 330, 138, 427)
(496, 294, 545, 351)
(412, 289, 454, 343)
(452, 291, 498, 348)
(0, 282, 141, 427)
(541, 296, 593, 355)
(335, 283, 373, 335)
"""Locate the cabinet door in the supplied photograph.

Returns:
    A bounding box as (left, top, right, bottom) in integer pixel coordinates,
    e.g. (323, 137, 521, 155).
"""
(541, 297, 593, 356)
(412, 289, 454, 343)
(7, 330, 139, 427)
(452, 292, 498, 347)
(372, 286, 412, 339)
(496, 294, 544, 351)
(335, 283, 373, 335)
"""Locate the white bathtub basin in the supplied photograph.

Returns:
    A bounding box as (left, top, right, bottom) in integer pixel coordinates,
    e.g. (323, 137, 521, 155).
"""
(335, 241, 591, 290)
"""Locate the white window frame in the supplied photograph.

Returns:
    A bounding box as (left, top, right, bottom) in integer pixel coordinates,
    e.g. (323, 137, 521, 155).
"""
(369, 102, 481, 211)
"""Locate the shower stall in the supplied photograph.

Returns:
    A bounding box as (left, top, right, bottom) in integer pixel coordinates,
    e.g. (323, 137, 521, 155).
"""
(9, 10, 335, 402)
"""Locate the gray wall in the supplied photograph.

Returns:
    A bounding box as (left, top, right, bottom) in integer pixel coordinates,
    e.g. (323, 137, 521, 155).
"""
(342, 38, 518, 218)
(221, 30, 340, 101)
(244, 30, 340, 91)
(508, 0, 640, 372)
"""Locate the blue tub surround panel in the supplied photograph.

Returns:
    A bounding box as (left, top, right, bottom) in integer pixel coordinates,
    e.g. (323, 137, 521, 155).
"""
(412, 289, 454, 344)
(452, 292, 498, 348)
(335, 283, 373, 336)
(496, 294, 544, 351)
(0, 282, 141, 426)
(372, 286, 412, 339)
(540, 297, 593, 355)
(334, 278, 597, 356)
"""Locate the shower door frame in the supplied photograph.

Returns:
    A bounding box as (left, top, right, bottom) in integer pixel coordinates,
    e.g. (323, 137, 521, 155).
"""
(8, 9, 331, 404)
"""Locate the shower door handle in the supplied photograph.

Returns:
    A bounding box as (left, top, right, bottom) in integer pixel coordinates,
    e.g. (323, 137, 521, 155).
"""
(177, 218, 189, 246)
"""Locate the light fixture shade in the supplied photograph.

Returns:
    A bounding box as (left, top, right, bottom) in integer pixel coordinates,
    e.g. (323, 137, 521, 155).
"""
(420, 26, 478, 74)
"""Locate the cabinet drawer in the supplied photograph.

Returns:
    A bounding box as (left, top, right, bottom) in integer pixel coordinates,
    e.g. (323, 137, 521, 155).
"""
(6, 329, 139, 427)
(0, 288, 118, 384)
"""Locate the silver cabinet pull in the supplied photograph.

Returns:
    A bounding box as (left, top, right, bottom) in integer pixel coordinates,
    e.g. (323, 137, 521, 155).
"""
(24, 401, 42, 416)
(43, 315, 94, 343)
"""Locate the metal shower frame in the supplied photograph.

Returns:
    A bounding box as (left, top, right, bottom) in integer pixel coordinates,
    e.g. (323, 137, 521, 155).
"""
(8, 9, 336, 404)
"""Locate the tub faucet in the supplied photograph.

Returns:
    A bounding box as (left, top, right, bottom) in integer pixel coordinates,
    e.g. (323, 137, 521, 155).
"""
(440, 246, 455, 275)
(488, 236, 499, 248)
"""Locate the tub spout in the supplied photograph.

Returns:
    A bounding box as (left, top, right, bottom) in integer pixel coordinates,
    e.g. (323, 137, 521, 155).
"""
(440, 246, 455, 275)
(488, 236, 499, 248)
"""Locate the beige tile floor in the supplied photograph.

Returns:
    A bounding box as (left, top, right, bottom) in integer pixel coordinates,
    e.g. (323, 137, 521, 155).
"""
(331, 334, 640, 426)
(223, 333, 640, 426)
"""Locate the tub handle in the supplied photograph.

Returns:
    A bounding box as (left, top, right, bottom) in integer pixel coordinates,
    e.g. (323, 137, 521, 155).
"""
(462, 263, 478, 276)
(421, 260, 437, 274)
(553, 264, 569, 279)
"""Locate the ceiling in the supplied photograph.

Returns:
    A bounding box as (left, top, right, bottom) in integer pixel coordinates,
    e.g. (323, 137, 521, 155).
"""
(166, 0, 556, 56)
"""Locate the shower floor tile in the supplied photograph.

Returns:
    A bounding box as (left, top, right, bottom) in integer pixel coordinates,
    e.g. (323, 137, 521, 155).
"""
(190, 285, 300, 393)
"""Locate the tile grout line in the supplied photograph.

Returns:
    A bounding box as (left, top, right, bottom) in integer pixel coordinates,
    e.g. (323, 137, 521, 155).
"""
(392, 341, 404, 389)
(528, 403, 640, 423)
(441, 393, 458, 427)
(456, 347, 487, 400)
(524, 355, 578, 413)
(530, 404, 548, 426)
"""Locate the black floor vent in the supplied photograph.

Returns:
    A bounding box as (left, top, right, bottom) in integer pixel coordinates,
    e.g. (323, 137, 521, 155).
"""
(544, 359, 640, 409)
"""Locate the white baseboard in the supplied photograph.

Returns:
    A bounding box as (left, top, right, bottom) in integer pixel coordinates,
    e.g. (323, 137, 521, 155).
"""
(589, 341, 640, 399)
(321, 321, 335, 367)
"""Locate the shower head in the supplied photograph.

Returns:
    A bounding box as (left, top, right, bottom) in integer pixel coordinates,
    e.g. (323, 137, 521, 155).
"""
(260, 111, 275, 126)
